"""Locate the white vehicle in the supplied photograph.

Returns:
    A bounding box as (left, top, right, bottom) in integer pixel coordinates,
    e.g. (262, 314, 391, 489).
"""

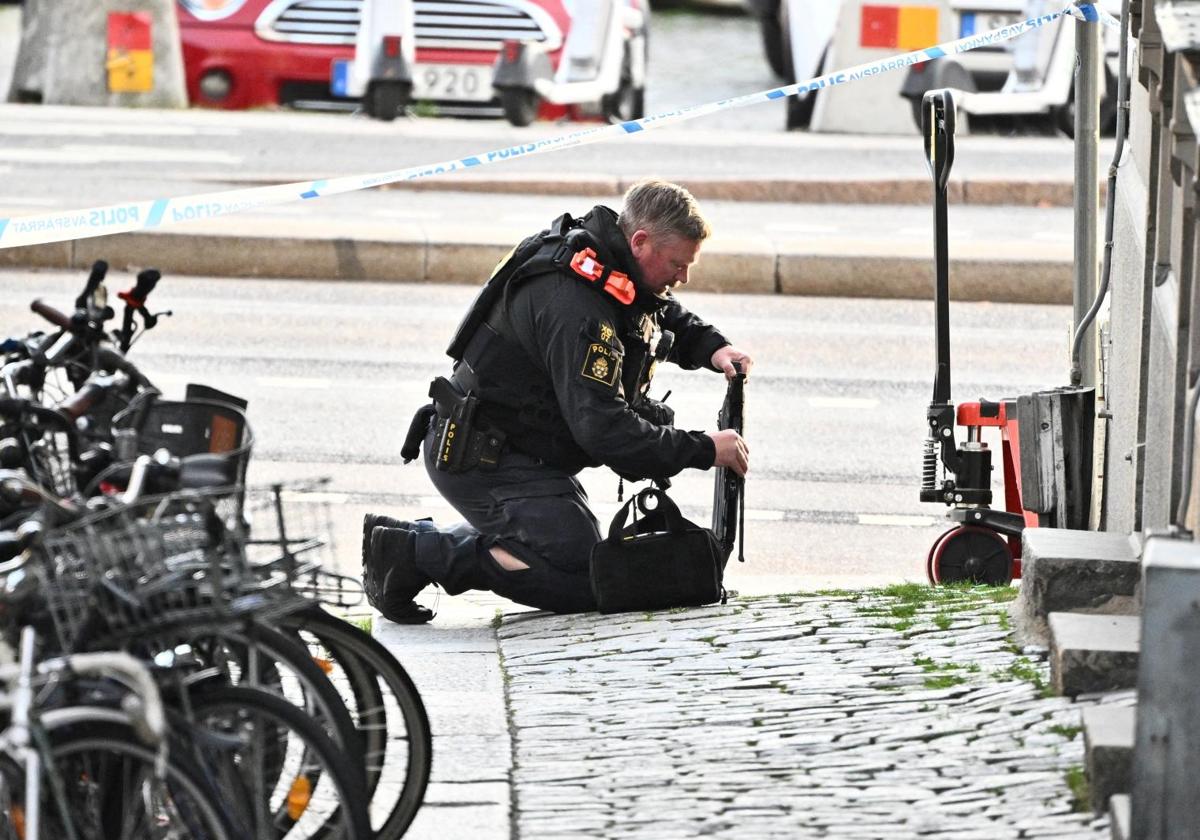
(492, 0, 650, 126)
(900, 0, 1121, 135)
(331, 0, 414, 121)
(335, 0, 650, 125)
(746, 0, 1118, 134)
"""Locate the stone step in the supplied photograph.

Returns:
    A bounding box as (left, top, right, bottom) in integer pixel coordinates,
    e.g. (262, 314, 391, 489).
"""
(1083, 703, 1136, 815)
(1048, 612, 1140, 697)
(1109, 794, 1131, 840)
(1018, 528, 1140, 644)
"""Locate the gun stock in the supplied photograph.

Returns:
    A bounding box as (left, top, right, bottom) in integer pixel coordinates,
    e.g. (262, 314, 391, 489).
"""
(711, 363, 746, 564)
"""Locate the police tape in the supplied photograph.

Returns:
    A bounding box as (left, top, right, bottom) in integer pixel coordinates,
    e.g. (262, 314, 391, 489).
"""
(0, 3, 1118, 251)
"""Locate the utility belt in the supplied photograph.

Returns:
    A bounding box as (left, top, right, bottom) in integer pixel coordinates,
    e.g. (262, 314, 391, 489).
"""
(401, 376, 506, 473)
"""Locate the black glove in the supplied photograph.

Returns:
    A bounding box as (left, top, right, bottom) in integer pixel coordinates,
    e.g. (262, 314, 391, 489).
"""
(632, 396, 674, 428)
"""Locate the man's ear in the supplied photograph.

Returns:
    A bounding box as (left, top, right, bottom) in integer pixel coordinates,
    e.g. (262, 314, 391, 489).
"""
(629, 229, 650, 256)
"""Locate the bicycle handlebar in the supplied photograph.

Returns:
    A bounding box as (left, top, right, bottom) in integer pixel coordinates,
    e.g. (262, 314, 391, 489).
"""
(55, 373, 129, 420)
(74, 260, 109, 311)
(129, 268, 161, 304)
(94, 346, 154, 389)
(29, 298, 72, 330)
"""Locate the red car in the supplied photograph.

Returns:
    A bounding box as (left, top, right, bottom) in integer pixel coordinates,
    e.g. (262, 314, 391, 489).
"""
(178, 0, 647, 123)
(177, 0, 357, 109)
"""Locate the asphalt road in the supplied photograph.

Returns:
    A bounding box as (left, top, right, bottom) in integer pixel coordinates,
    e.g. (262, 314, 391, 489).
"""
(0, 267, 1073, 594)
(0, 101, 1090, 202)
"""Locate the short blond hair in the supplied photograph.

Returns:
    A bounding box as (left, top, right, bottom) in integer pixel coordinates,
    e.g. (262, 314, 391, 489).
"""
(617, 179, 711, 243)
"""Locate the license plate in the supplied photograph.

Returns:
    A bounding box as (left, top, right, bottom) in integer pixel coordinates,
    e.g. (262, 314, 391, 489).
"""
(412, 64, 493, 102)
(959, 10, 1022, 37)
(331, 58, 351, 98)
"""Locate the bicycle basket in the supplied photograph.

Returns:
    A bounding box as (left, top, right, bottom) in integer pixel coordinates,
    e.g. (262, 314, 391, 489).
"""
(33, 491, 245, 653)
(116, 396, 254, 490)
(240, 479, 361, 608)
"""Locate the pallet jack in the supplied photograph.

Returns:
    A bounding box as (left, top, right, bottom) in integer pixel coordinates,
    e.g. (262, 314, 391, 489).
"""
(919, 89, 1037, 586)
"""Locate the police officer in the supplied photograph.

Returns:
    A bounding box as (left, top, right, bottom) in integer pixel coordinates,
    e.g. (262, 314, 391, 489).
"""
(363, 180, 752, 623)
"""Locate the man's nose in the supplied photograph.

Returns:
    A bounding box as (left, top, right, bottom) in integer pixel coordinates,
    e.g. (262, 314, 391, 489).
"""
(677, 266, 690, 285)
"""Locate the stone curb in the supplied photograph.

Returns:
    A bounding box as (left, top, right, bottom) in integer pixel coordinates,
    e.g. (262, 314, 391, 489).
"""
(0, 229, 1073, 305)
(399, 176, 1092, 209)
(191, 174, 1093, 207)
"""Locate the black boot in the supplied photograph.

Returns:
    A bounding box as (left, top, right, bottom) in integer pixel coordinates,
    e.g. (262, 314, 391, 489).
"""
(366, 525, 435, 624)
(362, 513, 434, 567)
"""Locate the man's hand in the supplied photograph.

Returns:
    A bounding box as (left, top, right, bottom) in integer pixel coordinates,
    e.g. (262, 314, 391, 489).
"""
(708, 429, 749, 477)
(711, 345, 755, 380)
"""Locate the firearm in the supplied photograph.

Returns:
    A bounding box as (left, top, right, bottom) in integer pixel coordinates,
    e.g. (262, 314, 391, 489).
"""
(711, 361, 746, 566)
(428, 376, 503, 472)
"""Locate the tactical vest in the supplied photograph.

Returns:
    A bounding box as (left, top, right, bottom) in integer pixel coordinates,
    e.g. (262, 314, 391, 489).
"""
(441, 213, 663, 473)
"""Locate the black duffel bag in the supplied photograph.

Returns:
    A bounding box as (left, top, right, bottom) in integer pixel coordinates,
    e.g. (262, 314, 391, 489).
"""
(589, 487, 725, 614)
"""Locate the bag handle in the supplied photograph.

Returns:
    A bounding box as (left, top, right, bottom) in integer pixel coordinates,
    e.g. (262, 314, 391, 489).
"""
(607, 487, 686, 541)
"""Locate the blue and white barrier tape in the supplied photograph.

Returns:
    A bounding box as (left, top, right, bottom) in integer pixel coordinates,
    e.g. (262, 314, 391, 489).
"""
(0, 3, 1117, 251)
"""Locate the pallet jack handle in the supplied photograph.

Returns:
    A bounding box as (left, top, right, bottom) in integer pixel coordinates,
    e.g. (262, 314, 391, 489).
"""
(920, 90, 962, 501)
(923, 89, 956, 407)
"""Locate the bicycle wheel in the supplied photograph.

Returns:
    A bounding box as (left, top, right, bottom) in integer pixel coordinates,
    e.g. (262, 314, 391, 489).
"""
(280, 606, 432, 839)
(188, 685, 372, 840)
(129, 619, 364, 778)
(31, 720, 236, 839)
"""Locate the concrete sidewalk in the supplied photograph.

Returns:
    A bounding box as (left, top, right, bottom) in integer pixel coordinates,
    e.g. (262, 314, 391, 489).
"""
(378, 584, 1119, 839)
(0, 191, 1077, 305)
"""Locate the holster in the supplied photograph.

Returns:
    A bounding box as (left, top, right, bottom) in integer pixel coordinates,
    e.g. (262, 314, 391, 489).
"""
(428, 376, 505, 473)
(401, 403, 437, 464)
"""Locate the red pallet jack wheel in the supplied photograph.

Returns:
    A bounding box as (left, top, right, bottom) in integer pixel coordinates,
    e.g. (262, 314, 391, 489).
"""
(926, 525, 1013, 586)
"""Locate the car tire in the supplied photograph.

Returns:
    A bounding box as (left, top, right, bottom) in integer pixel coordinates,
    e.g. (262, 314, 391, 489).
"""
(603, 46, 645, 124)
(906, 60, 975, 132)
(785, 46, 825, 131)
(760, 10, 789, 79)
(365, 81, 408, 122)
(501, 88, 539, 127)
(1052, 68, 1117, 139)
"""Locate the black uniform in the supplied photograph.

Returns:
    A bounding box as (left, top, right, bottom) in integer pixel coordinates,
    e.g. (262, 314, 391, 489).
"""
(409, 205, 730, 613)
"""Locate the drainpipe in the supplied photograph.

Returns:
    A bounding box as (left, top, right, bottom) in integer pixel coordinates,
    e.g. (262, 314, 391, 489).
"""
(1072, 0, 1102, 389)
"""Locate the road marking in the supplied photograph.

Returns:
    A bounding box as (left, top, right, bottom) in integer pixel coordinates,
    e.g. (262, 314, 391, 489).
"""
(65, 144, 244, 164)
(254, 477, 946, 531)
(858, 513, 940, 527)
(765, 222, 839, 234)
(807, 396, 880, 409)
(0, 145, 242, 165)
(0, 149, 104, 164)
(373, 207, 444, 220)
(255, 376, 332, 389)
(0, 196, 61, 207)
(0, 122, 231, 137)
(277, 490, 349, 504)
(418, 496, 455, 509)
(897, 226, 974, 238)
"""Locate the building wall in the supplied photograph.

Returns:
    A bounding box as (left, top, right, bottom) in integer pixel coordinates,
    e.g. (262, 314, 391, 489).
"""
(1103, 0, 1200, 538)
(1104, 74, 1151, 533)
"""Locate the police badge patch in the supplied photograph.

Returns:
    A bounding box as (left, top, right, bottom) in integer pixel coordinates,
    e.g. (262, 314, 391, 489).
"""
(581, 341, 620, 387)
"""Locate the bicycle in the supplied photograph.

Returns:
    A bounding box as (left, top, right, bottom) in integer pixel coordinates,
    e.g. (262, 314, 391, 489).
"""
(0, 625, 236, 840)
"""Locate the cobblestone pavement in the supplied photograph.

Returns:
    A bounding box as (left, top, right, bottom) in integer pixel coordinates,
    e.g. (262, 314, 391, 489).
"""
(497, 585, 1115, 839)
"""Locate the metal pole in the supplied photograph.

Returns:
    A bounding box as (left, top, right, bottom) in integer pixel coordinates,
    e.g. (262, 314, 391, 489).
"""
(1073, 1, 1102, 388)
